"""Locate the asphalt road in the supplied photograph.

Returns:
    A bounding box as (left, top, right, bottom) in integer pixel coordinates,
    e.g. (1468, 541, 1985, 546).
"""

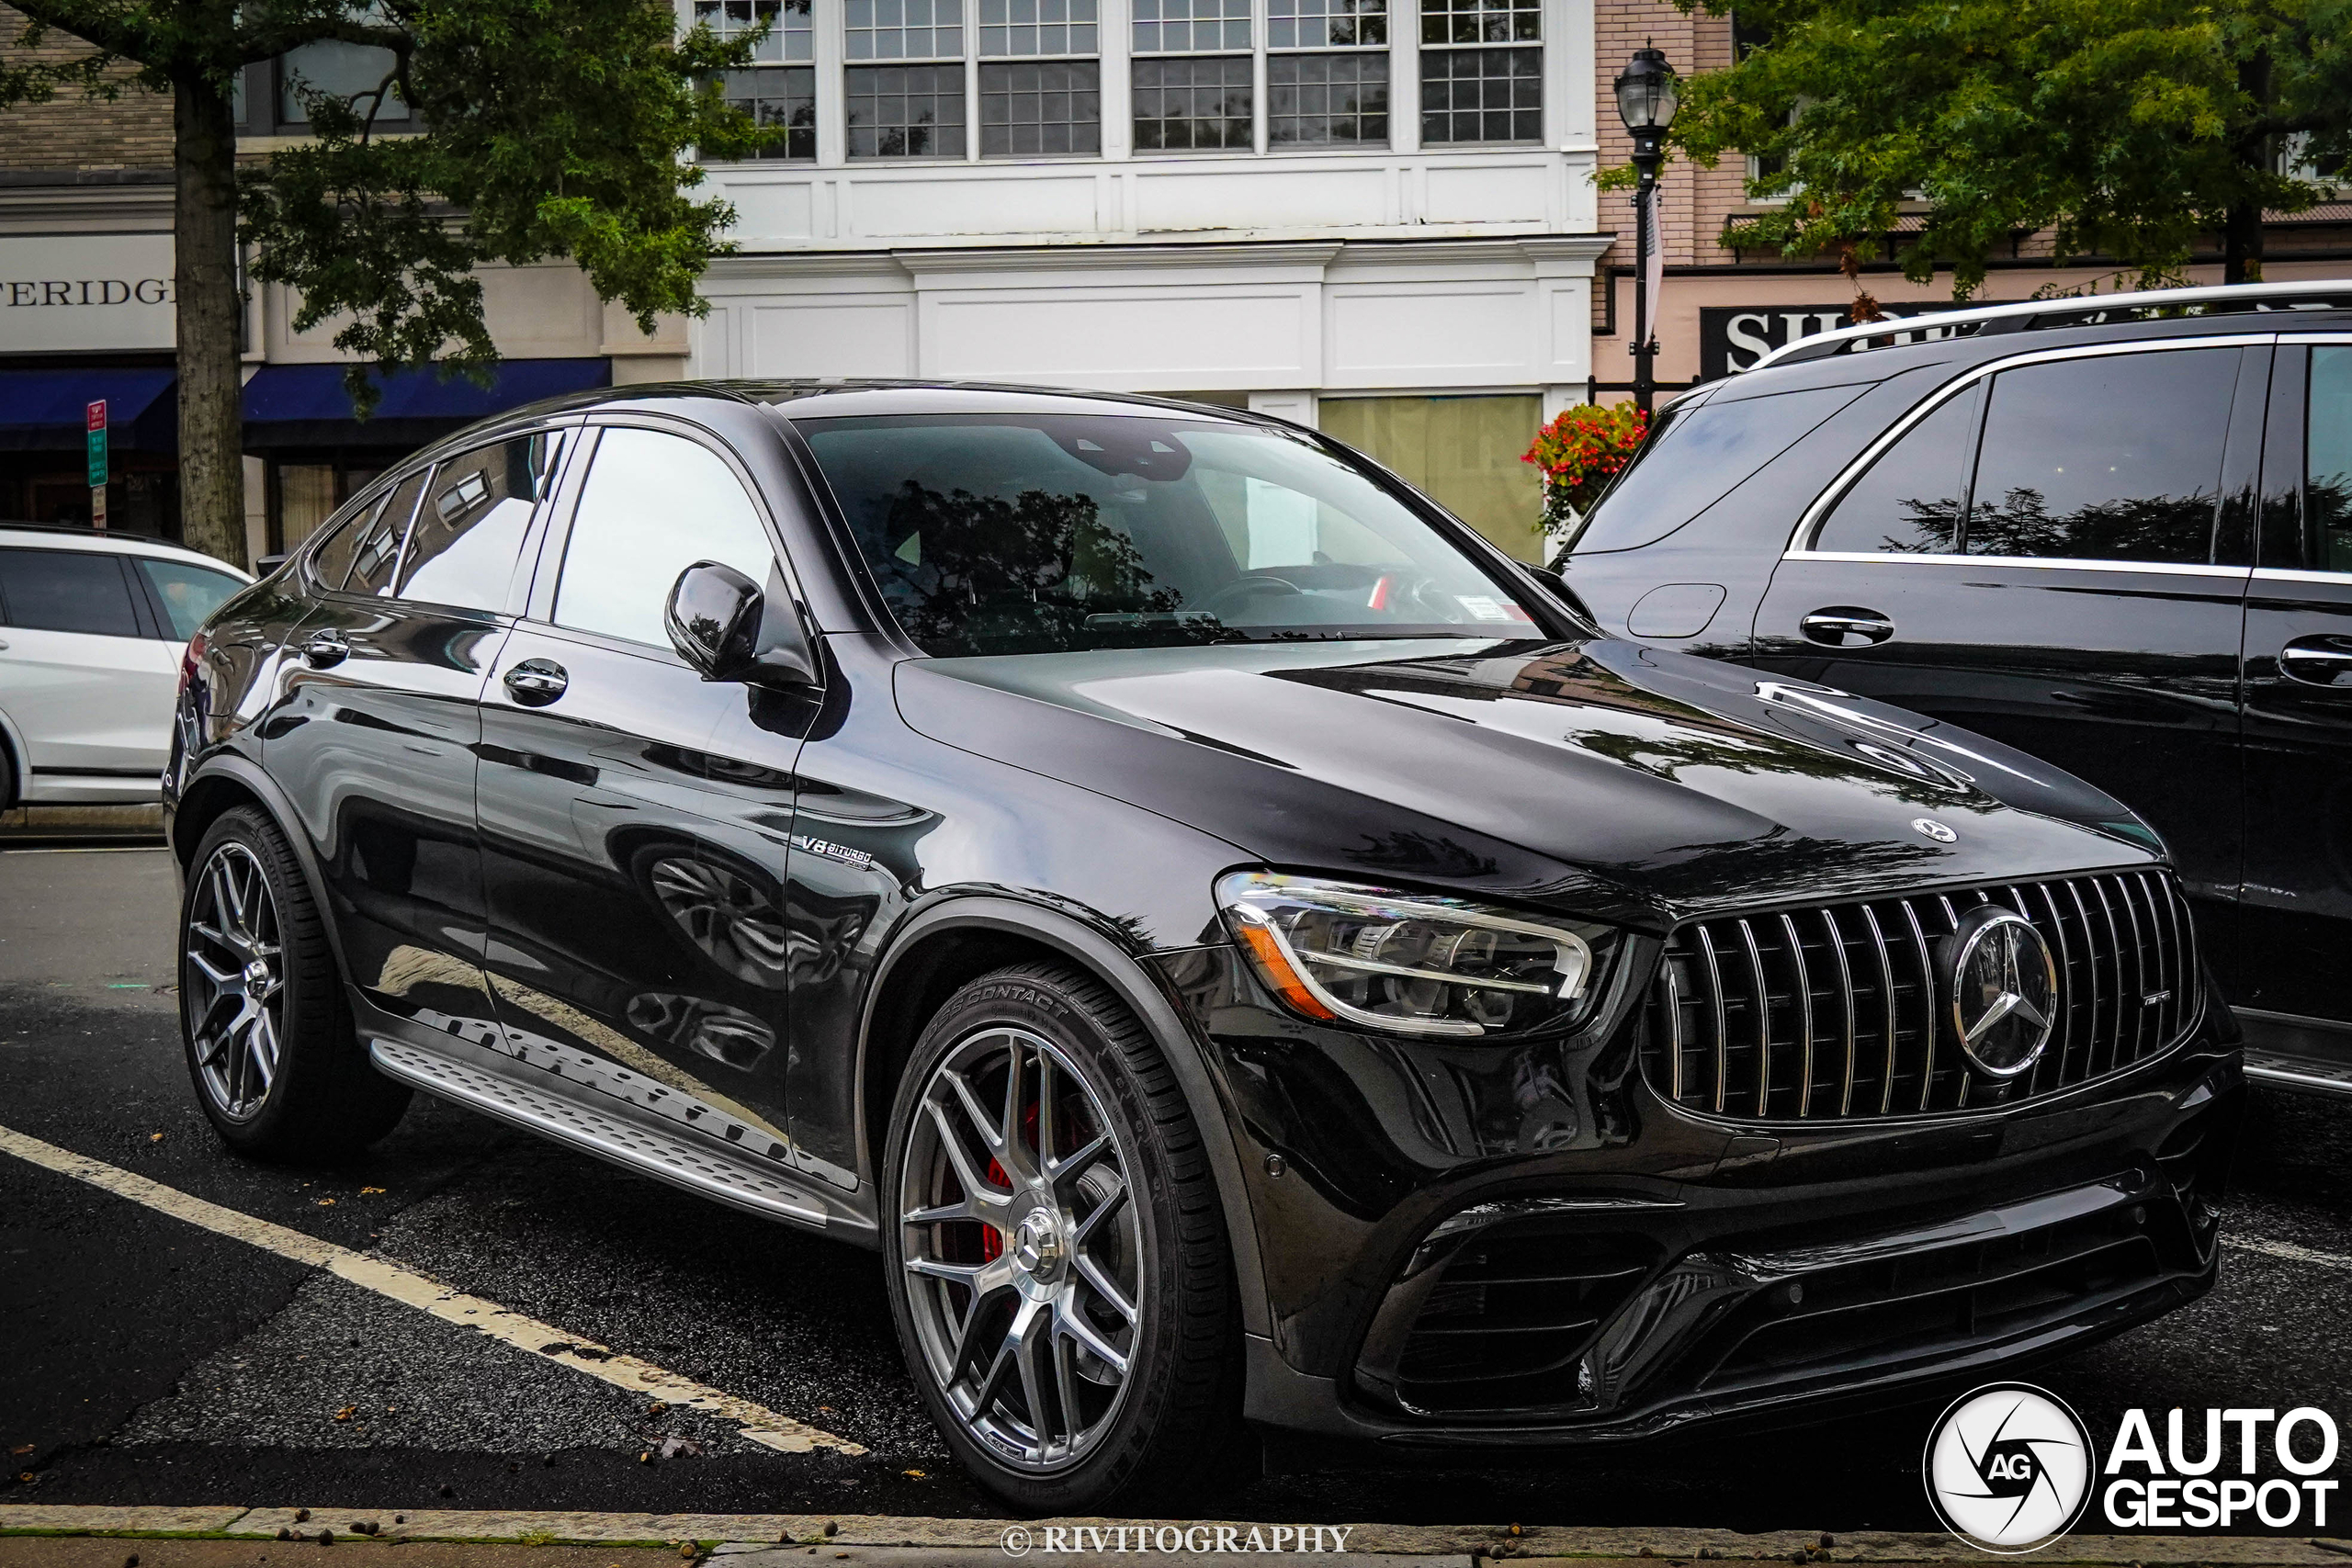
(5, 846, 2351, 1529)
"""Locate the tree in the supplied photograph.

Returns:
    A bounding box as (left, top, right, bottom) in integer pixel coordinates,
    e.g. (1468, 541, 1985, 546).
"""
(0, 0, 777, 568)
(1642, 0, 2352, 302)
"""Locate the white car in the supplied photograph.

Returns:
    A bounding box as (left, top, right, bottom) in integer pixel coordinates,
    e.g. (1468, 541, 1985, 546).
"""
(0, 525, 252, 807)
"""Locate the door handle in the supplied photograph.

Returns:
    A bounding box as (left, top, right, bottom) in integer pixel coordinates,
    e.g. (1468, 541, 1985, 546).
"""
(1800, 608, 1895, 648)
(300, 630, 349, 668)
(503, 658, 570, 705)
(2279, 637, 2352, 687)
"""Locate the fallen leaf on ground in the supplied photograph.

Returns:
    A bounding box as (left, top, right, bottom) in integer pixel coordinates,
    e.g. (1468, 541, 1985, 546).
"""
(332, 1405, 356, 1422)
(359, 1187, 385, 1195)
(7, 1445, 29, 1456)
(657, 1436, 703, 1459)
(148, 1133, 163, 1143)
(316, 1198, 336, 1207)
(901, 1468, 926, 1479)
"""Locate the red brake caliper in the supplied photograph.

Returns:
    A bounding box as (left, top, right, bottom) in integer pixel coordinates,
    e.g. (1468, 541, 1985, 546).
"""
(978, 1100, 1046, 1263)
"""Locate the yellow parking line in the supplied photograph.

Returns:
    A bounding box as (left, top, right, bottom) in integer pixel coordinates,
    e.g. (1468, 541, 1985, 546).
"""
(0, 1121, 865, 1456)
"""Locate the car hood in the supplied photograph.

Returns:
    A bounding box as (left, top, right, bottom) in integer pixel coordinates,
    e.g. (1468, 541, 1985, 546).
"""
(891, 636, 2159, 929)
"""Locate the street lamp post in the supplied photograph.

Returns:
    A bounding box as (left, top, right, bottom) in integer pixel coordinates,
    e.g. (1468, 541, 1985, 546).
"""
(1613, 46, 1679, 415)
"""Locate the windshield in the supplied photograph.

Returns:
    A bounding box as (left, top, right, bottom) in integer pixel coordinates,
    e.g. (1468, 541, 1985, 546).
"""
(795, 413, 1541, 657)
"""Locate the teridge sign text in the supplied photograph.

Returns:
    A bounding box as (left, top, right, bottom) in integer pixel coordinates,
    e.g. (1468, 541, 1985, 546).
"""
(0, 234, 177, 352)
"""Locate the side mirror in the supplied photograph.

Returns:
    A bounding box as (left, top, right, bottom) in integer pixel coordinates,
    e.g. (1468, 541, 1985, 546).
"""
(664, 560, 819, 690)
(255, 553, 290, 578)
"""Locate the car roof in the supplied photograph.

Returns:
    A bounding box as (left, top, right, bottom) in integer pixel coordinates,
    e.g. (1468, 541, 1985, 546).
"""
(0, 525, 255, 580)
(1720, 287, 2352, 401)
(479, 378, 1288, 429)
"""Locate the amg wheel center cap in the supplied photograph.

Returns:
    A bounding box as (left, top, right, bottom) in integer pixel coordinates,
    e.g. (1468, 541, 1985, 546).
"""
(1011, 1212, 1063, 1278)
(241, 959, 272, 993)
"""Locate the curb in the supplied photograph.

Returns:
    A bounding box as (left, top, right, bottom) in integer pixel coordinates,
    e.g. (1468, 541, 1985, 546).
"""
(2, 1508, 2348, 1564)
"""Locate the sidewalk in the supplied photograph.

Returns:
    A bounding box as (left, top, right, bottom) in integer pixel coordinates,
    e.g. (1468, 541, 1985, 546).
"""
(6, 1506, 2350, 1567)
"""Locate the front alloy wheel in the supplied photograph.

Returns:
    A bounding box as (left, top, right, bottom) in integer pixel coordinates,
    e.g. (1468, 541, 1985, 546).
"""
(883, 962, 1242, 1512)
(899, 1024, 1143, 1470)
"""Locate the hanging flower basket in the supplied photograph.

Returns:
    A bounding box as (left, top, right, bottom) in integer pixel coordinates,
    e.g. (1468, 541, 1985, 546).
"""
(1523, 402, 1648, 538)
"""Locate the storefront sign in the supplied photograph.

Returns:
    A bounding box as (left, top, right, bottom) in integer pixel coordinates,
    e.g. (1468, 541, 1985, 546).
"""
(1701, 301, 1983, 379)
(0, 233, 175, 353)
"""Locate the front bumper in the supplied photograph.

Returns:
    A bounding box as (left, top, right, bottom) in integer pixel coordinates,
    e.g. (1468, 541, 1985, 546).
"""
(1152, 942, 2239, 1450)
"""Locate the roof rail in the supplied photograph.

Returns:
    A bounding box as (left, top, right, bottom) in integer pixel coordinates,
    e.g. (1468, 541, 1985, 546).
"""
(1745, 277, 2352, 373)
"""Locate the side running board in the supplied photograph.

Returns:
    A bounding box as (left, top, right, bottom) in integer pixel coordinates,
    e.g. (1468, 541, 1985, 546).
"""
(369, 1036, 849, 1231)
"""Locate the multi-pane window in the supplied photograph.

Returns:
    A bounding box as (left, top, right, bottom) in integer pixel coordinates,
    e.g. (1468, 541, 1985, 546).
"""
(695, 0, 813, 60)
(1268, 53, 1386, 145)
(1419, 0, 1540, 143)
(1133, 0, 1252, 152)
(1133, 57, 1253, 150)
(1269, 0, 1384, 49)
(978, 0, 1101, 157)
(1267, 0, 1385, 146)
(980, 62, 1102, 155)
(981, 0, 1098, 57)
(845, 0, 963, 59)
(1132, 0, 1251, 51)
(723, 66, 818, 159)
(847, 62, 967, 155)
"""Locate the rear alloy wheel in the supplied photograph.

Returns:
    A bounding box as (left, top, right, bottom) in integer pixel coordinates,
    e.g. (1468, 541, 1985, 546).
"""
(185, 840, 285, 1120)
(884, 963, 1241, 1512)
(180, 806, 411, 1159)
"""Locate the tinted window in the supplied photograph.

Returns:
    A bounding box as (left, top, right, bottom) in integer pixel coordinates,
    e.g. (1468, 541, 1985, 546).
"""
(1812, 384, 1979, 554)
(2310, 345, 2352, 574)
(337, 468, 431, 596)
(1964, 347, 2238, 564)
(138, 558, 245, 640)
(555, 428, 775, 649)
(1566, 384, 1867, 553)
(798, 413, 1540, 657)
(397, 431, 565, 612)
(0, 549, 140, 637)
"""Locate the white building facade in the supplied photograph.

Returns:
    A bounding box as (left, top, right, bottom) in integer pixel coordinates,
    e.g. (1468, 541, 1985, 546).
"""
(685, 0, 1608, 558)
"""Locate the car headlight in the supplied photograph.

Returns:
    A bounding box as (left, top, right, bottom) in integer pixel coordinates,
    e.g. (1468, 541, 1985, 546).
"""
(1216, 871, 1616, 1039)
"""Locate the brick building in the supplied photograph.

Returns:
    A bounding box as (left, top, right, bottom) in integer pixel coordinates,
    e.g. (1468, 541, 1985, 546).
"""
(1587, 0, 2352, 397)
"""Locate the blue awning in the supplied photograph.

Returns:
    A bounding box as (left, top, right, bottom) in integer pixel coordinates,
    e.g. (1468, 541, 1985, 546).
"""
(0, 367, 177, 452)
(242, 357, 612, 450)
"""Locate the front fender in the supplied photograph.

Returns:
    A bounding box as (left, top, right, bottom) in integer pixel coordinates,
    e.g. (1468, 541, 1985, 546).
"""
(856, 892, 1272, 1343)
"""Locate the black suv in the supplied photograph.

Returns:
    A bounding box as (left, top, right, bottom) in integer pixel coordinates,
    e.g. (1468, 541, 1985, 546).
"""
(1562, 282, 2352, 1096)
(170, 381, 2237, 1511)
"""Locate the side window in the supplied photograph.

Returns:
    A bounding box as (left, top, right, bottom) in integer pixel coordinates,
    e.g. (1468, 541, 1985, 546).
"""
(553, 427, 776, 649)
(1964, 346, 2239, 566)
(1811, 384, 1980, 555)
(341, 468, 433, 596)
(397, 431, 566, 613)
(0, 549, 141, 637)
(1566, 383, 1867, 554)
(138, 559, 247, 640)
(2309, 345, 2352, 574)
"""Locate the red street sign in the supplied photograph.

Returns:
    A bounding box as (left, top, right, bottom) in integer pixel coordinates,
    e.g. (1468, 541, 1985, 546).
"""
(86, 400, 107, 432)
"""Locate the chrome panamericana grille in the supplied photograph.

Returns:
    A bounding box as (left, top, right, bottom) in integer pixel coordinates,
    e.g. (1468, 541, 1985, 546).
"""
(1642, 871, 2199, 1122)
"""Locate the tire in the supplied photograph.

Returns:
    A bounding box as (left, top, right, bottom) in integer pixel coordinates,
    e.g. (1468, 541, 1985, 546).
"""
(0, 730, 15, 812)
(179, 805, 411, 1159)
(882, 961, 1244, 1514)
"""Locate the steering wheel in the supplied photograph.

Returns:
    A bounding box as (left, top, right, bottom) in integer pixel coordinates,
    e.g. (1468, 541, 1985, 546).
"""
(1201, 574, 1306, 617)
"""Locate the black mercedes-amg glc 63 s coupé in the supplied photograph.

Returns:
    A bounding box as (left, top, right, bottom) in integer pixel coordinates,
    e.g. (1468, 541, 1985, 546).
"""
(166, 381, 2240, 1511)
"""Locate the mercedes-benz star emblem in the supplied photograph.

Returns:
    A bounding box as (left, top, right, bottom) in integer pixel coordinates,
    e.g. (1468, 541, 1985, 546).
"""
(1913, 818, 1957, 842)
(1924, 1382, 2094, 1552)
(1944, 906, 2060, 1077)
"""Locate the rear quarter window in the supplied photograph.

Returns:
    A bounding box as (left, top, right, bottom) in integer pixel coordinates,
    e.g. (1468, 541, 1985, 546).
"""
(1565, 381, 1873, 554)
